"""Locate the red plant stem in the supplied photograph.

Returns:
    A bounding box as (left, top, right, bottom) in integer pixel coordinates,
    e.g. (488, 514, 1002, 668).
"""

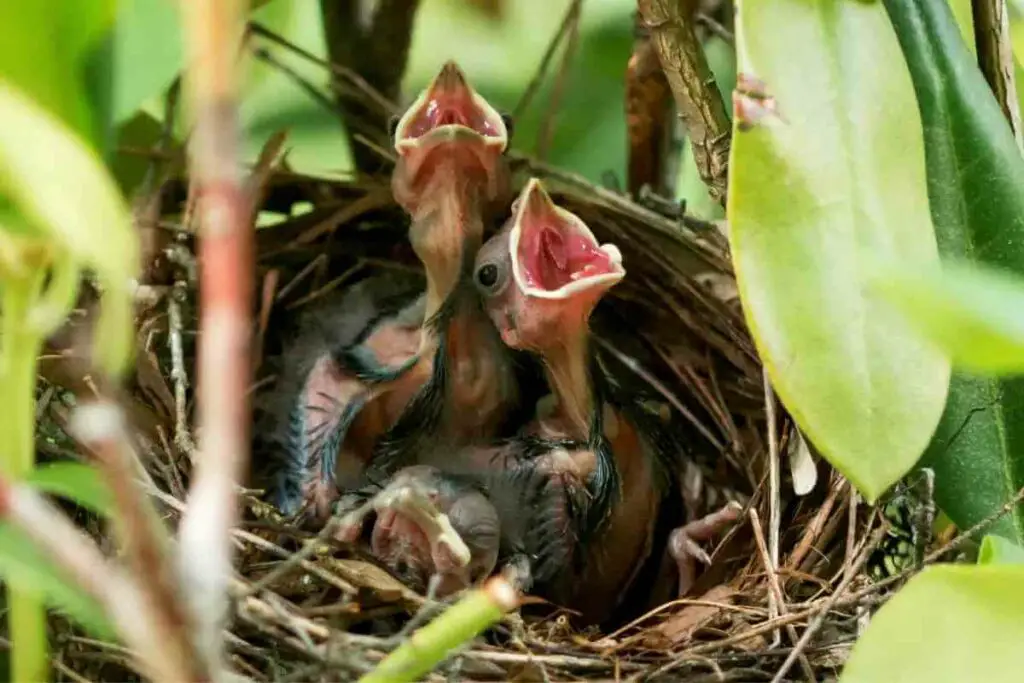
(178, 0, 253, 673)
(0, 476, 195, 682)
(70, 402, 200, 678)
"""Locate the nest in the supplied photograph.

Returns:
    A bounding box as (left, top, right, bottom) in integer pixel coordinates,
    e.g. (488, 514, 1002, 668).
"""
(31, 126, 922, 683)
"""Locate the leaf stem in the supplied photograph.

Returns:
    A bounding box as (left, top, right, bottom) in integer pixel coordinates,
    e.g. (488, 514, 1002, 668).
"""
(357, 577, 518, 683)
(1, 274, 49, 683)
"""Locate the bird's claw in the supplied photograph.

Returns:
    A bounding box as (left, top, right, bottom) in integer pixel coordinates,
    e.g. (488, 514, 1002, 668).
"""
(669, 501, 743, 597)
(374, 483, 472, 570)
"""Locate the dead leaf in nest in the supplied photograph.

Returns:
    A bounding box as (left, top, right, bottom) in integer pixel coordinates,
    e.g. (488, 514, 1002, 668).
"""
(322, 558, 419, 605)
(650, 584, 737, 646)
(135, 342, 175, 420)
(787, 427, 818, 496)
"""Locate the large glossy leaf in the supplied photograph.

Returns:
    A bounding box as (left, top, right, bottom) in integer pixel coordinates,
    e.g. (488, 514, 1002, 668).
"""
(886, 0, 1024, 542)
(979, 534, 1024, 564)
(0, 524, 114, 639)
(728, 0, 950, 501)
(840, 565, 1024, 683)
(871, 263, 1024, 373)
(0, 80, 138, 375)
(27, 463, 114, 518)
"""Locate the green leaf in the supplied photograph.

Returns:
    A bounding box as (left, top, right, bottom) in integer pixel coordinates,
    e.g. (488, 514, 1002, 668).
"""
(885, 0, 1024, 543)
(0, 79, 138, 376)
(979, 534, 1024, 565)
(840, 565, 1024, 683)
(728, 0, 950, 502)
(113, 0, 183, 123)
(871, 263, 1024, 372)
(0, 524, 114, 640)
(242, 0, 354, 177)
(26, 463, 114, 518)
(0, 1, 117, 151)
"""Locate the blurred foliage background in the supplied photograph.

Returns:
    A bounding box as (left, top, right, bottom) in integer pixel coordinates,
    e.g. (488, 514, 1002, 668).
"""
(110, 0, 735, 221)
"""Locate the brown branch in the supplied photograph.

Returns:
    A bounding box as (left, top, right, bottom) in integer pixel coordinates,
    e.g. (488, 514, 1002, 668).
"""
(537, 0, 582, 160)
(319, 0, 421, 172)
(69, 401, 197, 677)
(178, 0, 254, 674)
(513, 0, 583, 120)
(626, 13, 675, 197)
(0, 478, 198, 682)
(637, 0, 732, 205)
(972, 0, 1023, 150)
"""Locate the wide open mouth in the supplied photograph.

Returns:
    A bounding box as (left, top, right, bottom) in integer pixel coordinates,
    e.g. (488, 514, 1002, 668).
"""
(509, 178, 625, 299)
(393, 61, 508, 155)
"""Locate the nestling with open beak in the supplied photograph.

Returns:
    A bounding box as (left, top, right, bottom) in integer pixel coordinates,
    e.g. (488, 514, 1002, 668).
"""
(471, 178, 740, 624)
(266, 62, 533, 525)
(368, 61, 536, 471)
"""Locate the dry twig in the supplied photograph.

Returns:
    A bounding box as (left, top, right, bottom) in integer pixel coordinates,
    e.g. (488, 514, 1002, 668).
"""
(637, 0, 732, 204)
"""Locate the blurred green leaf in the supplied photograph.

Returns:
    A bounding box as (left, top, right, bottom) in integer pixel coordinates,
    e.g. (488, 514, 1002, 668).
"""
(0, 1, 116, 150)
(113, 0, 182, 123)
(27, 463, 114, 518)
(728, 0, 950, 502)
(111, 111, 165, 196)
(947, 0, 975, 51)
(979, 534, 1024, 565)
(242, 0, 354, 177)
(840, 565, 1024, 683)
(871, 263, 1024, 372)
(886, 0, 1024, 543)
(0, 524, 114, 640)
(0, 79, 137, 375)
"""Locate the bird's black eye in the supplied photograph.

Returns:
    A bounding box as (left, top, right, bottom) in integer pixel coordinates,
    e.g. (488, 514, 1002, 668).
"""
(500, 112, 514, 140)
(388, 115, 401, 142)
(477, 263, 499, 289)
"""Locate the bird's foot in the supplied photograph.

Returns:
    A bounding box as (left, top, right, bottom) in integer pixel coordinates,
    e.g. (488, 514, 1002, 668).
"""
(669, 501, 743, 597)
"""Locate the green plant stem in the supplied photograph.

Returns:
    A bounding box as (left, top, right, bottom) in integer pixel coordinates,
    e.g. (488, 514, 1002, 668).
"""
(1, 275, 49, 682)
(357, 578, 518, 683)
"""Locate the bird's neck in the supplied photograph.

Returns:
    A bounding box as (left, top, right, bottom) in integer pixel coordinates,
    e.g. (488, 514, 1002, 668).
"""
(410, 164, 484, 323)
(541, 332, 594, 442)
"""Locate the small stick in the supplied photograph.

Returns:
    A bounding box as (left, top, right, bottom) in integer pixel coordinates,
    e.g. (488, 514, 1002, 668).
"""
(770, 526, 888, 683)
(0, 478, 198, 682)
(167, 281, 195, 459)
(763, 371, 781, 646)
(749, 509, 815, 682)
(69, 401, 193, 668)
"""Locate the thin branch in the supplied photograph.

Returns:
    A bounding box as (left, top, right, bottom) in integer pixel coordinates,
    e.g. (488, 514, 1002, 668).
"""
(513, 0, 584, 120)
(762, 372, 781, 647)
(972, 0, 1024, 150)
(626, 13, 675, 197)
(637, 0, 732, 204)
(69, 402, 196, 676)
(167, 282, 195, 459)
(749, 509, 815, 683)
(537, 0, 582, 160)
(178, 0, 254, 674)
(770, 526, 888, 683)
(0, 478, 196, 682)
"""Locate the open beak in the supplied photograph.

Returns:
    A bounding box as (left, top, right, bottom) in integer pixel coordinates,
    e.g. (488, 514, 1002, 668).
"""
(393, 61, 508, 163)
(508, 178, 625, 301)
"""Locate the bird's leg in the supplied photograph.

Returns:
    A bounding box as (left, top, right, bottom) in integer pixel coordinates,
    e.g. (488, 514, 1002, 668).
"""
(669, 501, 743, 597)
